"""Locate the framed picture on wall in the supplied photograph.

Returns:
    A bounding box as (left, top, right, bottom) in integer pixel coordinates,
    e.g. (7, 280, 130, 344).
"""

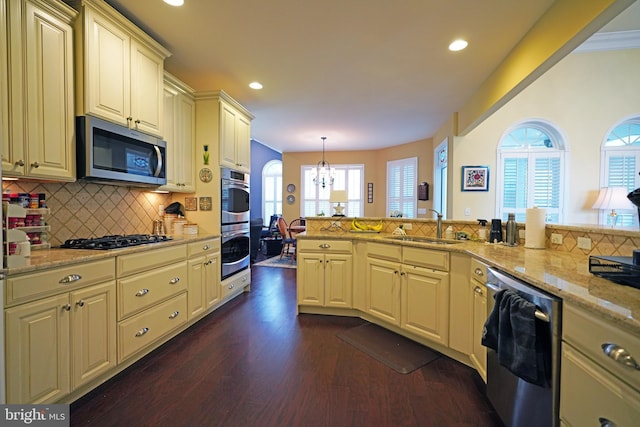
(461, 166, 489, 191)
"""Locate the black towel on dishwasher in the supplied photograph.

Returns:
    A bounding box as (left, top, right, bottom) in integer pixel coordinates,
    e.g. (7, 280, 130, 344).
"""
(481, 289, 550, 387)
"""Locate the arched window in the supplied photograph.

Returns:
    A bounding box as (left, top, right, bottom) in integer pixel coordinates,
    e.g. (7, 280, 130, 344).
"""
(599, 116, 640, 227)
(496, 121, 566, 223)
(262, 160, 282, 226)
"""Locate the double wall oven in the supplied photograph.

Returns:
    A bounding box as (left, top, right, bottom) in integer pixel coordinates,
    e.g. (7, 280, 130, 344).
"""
(221, 168, 250, 280)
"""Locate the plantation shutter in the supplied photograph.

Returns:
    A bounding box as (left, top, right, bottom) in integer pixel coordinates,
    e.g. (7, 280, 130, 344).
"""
(387, 157, 417, 218)
(605, 153, 637, 226)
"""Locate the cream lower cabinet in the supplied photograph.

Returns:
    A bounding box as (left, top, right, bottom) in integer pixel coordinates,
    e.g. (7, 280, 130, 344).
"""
(297, 240, 353, 308)
(469, 258, 488, 382)
(187, 238, 221, 319)
(3, 0, 76, 180)
(5, 258, 116, 404)
(561, 303, 640, 426)
(116, 245, 188, 362)
(365, 243, 450, 346)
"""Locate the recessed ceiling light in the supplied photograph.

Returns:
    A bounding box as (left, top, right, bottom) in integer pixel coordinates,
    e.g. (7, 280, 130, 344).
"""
(249, 82, 263, 90)
(163, 0, 184, 6)
(448, 39, 468, 51)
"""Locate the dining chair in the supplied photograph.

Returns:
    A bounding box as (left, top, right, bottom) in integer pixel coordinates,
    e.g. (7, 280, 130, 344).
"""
(277, 217, 296, 261)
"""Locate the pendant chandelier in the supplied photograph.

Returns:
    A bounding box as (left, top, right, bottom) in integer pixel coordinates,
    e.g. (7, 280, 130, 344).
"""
(311, 136, 335, 188)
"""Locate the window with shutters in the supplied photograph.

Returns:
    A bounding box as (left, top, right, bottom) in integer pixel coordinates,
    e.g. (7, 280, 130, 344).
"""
(262, 160, 282, 225)
(300, 164, 364, 217)
(387, 157, 417, 218)
(496, 122, 565, 223)
(600, 117, 640, 227)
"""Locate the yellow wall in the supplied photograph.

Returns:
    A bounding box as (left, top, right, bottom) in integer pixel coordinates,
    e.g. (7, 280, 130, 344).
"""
(282, 137, 433, 221)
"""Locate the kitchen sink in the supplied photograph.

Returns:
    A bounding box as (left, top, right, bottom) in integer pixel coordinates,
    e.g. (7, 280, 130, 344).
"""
(384, 235, 463, 245)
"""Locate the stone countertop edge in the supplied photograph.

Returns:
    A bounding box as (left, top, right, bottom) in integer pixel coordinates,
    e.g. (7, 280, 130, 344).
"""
(5, 234, 219, 276)
(298, 232, 640, 337)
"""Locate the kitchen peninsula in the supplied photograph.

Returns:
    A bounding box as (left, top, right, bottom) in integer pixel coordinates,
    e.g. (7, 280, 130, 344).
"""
(297, 216, 640, 427)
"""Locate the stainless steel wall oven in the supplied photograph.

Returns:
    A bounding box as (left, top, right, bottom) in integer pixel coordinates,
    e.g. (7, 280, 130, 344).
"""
(221, 168, 250, 279)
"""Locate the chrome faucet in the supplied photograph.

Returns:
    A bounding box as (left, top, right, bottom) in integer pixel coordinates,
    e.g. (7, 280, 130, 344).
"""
(429, 209, 443, 238)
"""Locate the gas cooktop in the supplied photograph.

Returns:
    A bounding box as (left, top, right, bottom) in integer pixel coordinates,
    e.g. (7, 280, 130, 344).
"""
(60, 234, 172, 250)
(589, 254, 640, 290)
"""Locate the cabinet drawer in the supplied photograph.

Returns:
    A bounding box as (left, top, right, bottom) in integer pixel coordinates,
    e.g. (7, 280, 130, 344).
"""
(221, 269, 250, 298)
(470, 258, 488, 283)
(118, 292, 187, 362)
(561, 344, 640, 426)
(117, 245, 186, 277)
(118, 262, 188, 319)
(367, 242, 401, 262)
(187, 238, 220, 258)
(297, 239, 352, 253)
(403, 246, 449, 271)
(564, 304, 640, 393)
(6, 258, 115, 306)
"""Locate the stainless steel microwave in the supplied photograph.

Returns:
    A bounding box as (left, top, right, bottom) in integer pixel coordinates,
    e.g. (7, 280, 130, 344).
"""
(76, 115, 167, 187)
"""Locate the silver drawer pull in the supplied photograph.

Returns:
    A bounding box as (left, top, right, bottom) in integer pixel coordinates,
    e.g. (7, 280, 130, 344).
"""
(135, 288, 149, 297)
(599, 417, 617, 427)
(135, 327, 149, 337)
(169, 311, 179, 319)
(59, 274, 81, 284)
(319, 243, 331, 249)
(601, 343, 640, 370)
(473, 286, 484, 295)
(474, 268, 484, 276)
(203, 244, 210, 250)
(228, 283, 235, 289)
(169, 277, 180, 285)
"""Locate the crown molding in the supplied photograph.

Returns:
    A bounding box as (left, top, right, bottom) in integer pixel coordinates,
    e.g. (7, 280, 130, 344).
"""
(574, 30, 640, 53)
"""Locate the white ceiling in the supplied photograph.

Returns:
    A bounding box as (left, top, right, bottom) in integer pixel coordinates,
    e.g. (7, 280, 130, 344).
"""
(104, 0, 639, 153)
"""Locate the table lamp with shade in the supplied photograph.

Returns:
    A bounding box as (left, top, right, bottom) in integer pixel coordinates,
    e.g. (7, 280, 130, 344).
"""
(330, 190, 348, 216)
(592, 186, 634, 227)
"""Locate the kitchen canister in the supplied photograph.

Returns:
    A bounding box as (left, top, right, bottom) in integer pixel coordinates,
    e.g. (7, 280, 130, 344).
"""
(173, 219, 187, 235)
(183, 224, 198, 235)
(524, 207, 546, 249)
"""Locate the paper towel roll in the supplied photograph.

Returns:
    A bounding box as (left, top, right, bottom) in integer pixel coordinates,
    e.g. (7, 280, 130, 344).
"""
(525, 207, 546, 249)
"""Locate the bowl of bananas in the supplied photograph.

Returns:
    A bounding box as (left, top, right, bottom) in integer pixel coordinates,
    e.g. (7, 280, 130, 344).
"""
(350, 218, 383, 233)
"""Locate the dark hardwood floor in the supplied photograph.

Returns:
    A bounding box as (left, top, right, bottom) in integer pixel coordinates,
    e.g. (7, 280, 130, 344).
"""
(71, 264, 502, 426)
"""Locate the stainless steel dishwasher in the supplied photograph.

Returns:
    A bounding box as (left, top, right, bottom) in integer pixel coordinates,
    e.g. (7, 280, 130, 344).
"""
(485, 268, 562, 427)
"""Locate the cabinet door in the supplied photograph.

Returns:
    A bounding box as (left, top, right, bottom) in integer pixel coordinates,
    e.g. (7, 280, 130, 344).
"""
(470, 281, 487, 382)
(205, 252, 221, 308)
(325, 253, 353, 308)
(161, 85, 178, 190)
(219, 100, 237, 168)
(85, 8, 130, 126)
(366, 257, 401, 325)
(176, 92, 195, 190)
(70, 281, 117, 389)
(0, 0, 10, 174)
(23, 0, 75, 180)
(297, 253, 325, 306)
(401, 265, 450, 345)
(130, 39, 163, 136)
(5, 293, 70, 404)
(187, 256, 206, 319)
(235, 113, 251, 172)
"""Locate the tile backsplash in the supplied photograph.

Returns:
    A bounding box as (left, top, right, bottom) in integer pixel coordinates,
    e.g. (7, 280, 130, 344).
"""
(3, 181, 172, 247)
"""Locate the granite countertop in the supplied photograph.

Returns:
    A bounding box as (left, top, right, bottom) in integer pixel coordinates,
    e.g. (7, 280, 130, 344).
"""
(298, 231, 640, 336)
(6, 234, 219, 276)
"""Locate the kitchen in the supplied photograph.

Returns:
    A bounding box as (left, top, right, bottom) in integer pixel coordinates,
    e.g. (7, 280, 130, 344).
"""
(1, 0, 640, 426)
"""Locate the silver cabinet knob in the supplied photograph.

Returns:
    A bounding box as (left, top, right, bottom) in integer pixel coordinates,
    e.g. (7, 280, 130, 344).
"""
(76, 300, 85, 307)
(599, 417, 617, 427)
(474, 286, 484, 295)
(31, 161, 40, 168)
(59, 274, 81, 284)
(169, 277, 180, 285)
(203, 244, 210, 251)
(601, 343, 640, 370)
(474, 268, 484, 276)
(135, 327, 149, 337)
(15, 160, 25, 166)
(168, 311, 179, 319)
(62, 304, 71, 311)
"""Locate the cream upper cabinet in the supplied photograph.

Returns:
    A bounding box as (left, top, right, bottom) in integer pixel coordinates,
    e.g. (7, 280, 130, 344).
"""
(3, 0, 76, 180)
(160, 73, 195, 192)
(218, 96, 253, 173)
(74, 0, 170, 137)
(0, 0, 9, 173)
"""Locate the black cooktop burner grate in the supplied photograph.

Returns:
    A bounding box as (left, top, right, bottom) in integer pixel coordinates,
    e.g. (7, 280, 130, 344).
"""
(60, 234, 172, 250)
